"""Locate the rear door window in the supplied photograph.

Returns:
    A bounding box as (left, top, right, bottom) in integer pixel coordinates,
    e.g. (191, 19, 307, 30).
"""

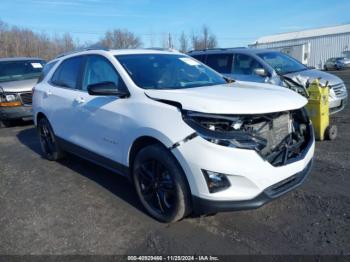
(51, 56, 84, 89)
(205, 54, 233, 74)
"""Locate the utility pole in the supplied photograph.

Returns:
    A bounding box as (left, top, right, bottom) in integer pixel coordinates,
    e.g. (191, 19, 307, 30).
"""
(167, 33, 173, 49)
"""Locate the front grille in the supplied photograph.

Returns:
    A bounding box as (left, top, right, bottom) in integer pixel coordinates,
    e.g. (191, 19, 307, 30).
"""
(247, 109, 311, 167)
(331, 83, 347, 97)
(20, 92, 33, 105)
(245, 113, 291, 156)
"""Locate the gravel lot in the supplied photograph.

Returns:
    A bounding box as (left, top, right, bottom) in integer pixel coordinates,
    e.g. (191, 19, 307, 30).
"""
(0, 71, 349, 255)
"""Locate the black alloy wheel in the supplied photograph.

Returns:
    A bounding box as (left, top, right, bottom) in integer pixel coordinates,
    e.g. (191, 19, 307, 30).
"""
(138, 159, 177, 215)
(133, 144, 191, 222)
(37, 117, 64, 161)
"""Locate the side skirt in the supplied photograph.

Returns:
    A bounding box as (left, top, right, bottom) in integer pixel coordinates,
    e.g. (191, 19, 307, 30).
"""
(56, 137, 130, 178)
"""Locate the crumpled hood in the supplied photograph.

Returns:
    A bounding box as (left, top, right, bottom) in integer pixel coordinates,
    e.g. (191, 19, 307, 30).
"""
(284, 69, 343, 87)
(0, 78, 38, 93)
(145, 82, 307, 114)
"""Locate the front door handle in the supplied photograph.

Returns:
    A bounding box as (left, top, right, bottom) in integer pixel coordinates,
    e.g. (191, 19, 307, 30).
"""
(74, 97, 85, 104)
(45, 90, 52, 97)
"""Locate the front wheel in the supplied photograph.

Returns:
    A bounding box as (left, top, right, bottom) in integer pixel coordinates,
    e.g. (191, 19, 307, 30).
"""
(1, 119, 17, 127)
(37, 117, 65, 161)
(132, 144, 191, 222)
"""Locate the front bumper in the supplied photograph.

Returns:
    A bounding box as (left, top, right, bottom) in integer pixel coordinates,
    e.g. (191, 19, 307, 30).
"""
(329, 95, 348, 114)
(339, 63, 350, 69)
(192, 159, 313, 214)
(0, 106, 33, 120)
(171, 124, 315, 213)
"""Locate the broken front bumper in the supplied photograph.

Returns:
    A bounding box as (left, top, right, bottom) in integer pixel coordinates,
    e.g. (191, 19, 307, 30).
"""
(171, 122, 315, 213)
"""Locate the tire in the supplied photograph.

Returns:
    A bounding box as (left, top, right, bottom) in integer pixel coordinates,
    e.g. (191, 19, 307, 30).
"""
(37, 117, 65, 161)
(325, 125, 337, 141)
(1, 119, 17, 128)
(132, 144, 191, 222)
(324, 65, 328, 71)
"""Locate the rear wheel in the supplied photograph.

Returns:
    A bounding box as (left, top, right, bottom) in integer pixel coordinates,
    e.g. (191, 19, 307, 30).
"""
(325, 125, 337, 141)
(37, 117, 65, 161)
(132, 144, 191, 222)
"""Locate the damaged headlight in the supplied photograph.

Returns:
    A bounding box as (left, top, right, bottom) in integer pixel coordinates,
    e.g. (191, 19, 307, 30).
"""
(182, 111, 267, 151)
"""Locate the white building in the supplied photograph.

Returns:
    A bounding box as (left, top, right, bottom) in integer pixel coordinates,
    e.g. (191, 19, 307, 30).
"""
(250, 24, 350, 69)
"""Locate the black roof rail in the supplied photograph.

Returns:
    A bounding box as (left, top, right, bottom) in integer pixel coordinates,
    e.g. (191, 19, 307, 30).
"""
(85, 47, 110, 51)
(188, 47, 248, 53)
(188, 48, 225, 53)
(142, 47, 179, 52)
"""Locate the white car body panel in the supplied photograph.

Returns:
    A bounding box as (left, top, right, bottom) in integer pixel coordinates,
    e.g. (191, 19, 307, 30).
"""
(172, 135, 314, 200)
(32, 49, 315, 213)
(145, 81, 307, 114)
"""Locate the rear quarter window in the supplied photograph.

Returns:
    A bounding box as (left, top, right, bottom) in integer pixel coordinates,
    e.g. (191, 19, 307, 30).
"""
(37, 61, 58, 83)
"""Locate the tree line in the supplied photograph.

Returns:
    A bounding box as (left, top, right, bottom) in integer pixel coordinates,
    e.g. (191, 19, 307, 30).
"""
(0, 19, 217, 60)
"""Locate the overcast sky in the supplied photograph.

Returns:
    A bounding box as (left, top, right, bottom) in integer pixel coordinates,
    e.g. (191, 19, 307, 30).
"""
(1, 0, 350, 48)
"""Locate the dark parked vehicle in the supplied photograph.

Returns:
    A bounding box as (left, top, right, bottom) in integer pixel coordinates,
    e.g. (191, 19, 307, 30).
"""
(324, 57, 350, 71)
(188, 48, 348, 114)
(0, 57, 45, 126)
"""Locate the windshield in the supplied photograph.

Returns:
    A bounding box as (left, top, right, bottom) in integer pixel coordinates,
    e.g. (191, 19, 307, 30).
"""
(257, 52, 307, 75)
(0, 60, 45, 83)
(116, 54, 226, 90)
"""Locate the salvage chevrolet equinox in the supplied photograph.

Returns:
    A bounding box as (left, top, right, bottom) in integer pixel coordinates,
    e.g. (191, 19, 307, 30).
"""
(32, 49, 315, 222)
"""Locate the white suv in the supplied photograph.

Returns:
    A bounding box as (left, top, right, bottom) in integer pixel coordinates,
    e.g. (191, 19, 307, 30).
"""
(33, 49, 315, 222)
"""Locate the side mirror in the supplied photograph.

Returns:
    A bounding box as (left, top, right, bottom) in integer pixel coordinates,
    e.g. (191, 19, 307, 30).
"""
(223, 76, 235, 83)
(87, 82, 129, 98)
(253, 68, 268, 77)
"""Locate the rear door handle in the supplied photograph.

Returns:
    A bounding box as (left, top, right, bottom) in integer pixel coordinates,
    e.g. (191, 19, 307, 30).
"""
(45, 90, 52, 96)
(74, 97, 85, 104)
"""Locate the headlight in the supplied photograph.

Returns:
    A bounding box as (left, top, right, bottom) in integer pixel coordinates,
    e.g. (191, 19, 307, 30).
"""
(182, 111, 267, 151)
(0, 93, 22, 107)
(5, 94, 17, 102)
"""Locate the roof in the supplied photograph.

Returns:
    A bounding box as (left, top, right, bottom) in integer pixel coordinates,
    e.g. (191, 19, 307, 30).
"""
(188, 48, 273, 55)
(53, 48, 180, 60)
(254, 24, 350, 44)
(0, 57, 44, 62)
(109, 48, 180, 55)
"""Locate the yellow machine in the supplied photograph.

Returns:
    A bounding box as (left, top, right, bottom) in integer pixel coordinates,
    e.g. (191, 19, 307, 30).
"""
(306, 79, 337, 141)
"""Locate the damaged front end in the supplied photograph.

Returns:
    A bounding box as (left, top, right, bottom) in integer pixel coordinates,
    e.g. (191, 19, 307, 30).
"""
(182, 109, 313, 167)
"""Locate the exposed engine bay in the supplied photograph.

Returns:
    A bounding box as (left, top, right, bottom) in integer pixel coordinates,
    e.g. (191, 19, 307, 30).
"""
(182, 109, 312, 166)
